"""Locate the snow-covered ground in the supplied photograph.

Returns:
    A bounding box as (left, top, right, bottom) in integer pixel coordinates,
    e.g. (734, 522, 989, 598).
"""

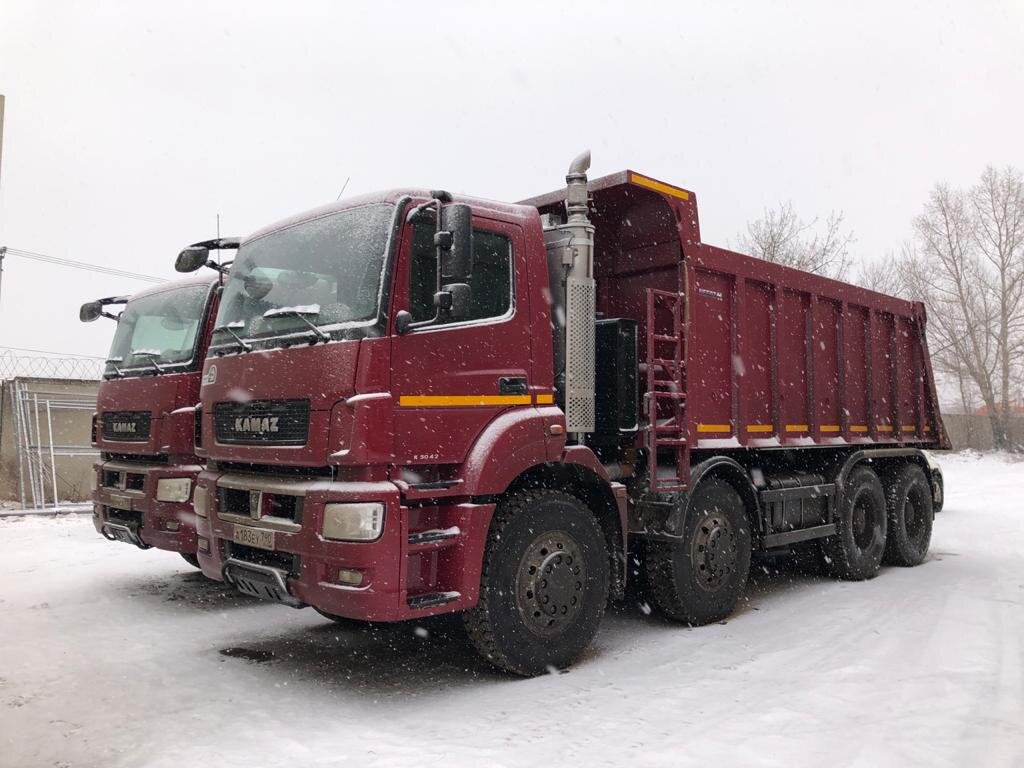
(1, 452, 1021, 768)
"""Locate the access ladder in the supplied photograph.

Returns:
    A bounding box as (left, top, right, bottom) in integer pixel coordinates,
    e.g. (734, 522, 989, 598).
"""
(645, 288, 687, 492)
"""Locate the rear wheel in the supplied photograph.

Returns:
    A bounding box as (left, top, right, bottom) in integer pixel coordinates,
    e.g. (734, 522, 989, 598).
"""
(823, 465, 887, 580)
(645, 478, 752, 625)
(883, 463, 933, 566)
(180, 553, 201, 569)
(464, 489, 609, 676)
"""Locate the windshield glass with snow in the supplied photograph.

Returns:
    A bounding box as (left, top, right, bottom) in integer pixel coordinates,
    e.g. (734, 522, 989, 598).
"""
(105, 284, 211, 378)
(213, 203, 393, 346)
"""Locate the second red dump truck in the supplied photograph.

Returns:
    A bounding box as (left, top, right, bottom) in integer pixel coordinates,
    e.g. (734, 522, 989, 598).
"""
(82, 243, 235, 564)
(177, 154, 948, 675)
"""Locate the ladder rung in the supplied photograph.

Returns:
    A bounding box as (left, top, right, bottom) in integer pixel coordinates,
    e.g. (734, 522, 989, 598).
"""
(650, 358, 681, 369)
(651, 390, 685, 399)
(652, 334, 680, 343)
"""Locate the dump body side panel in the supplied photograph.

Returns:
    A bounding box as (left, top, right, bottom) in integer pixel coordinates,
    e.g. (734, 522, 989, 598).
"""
(686, 243, 948, 450)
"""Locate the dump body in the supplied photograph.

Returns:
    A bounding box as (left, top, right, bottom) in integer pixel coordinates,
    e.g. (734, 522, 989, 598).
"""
(89, 276, 220, 555)
(524, 170, 949, 487)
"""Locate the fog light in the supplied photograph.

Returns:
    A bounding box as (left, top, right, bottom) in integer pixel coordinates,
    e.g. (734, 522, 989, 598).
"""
(193, 485, 208, 518)
(198, 537, 211, 554)
(322, 502, 384, 541)
(156, 478, 192, 503)
(165, 520, 180, 532)
(338, 569, 363, 586)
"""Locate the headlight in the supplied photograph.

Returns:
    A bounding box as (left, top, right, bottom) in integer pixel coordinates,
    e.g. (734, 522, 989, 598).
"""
(156, 478, 193, 503)
(322, 502, 384, 541)
(193, 485, 208, 518)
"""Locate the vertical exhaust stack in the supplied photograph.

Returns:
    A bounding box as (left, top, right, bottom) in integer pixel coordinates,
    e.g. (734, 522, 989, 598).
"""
(542, 151, 596, 438)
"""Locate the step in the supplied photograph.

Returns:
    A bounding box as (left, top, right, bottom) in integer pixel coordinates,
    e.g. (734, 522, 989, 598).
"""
(407, 527, 461, 553)
(407, 591, 461, 610)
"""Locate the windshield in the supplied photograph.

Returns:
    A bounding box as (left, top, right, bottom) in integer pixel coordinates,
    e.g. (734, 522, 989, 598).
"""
(213, 204, 394, 346)
(104, 284, 211, 378)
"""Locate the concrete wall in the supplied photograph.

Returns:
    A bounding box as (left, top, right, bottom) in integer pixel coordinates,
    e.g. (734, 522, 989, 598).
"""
(0, 378, 99, 504)
(943, 414, 1024, 451)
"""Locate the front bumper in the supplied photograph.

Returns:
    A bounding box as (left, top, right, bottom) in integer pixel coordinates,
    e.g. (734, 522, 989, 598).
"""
(196, 469, 494, 622)
(91, 459, 202, 554)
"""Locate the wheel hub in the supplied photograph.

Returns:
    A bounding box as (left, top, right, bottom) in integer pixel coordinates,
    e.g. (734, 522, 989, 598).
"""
(515, 532, 586, 636)
(691, 514, 737, 591)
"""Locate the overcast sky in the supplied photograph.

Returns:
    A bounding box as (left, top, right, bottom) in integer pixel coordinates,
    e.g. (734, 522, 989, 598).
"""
(1, 0, 1021, 361)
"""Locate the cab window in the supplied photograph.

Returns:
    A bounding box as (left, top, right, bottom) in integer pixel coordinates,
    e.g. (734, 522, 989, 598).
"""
(409, 224, 513, 324)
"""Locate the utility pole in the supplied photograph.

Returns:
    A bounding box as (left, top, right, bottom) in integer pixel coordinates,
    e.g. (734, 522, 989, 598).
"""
(0, 94, 6, 186)
(1, 95, 6, 307)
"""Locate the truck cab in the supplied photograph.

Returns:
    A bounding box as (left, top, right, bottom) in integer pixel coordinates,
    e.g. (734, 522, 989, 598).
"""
(84, 275, 222, 565)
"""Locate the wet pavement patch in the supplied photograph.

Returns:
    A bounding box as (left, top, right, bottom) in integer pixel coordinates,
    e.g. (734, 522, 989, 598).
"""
(218, 647, 276, 663)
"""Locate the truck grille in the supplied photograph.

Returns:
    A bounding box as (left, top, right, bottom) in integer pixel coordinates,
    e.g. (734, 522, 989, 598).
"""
(213, 400, 310, 446)
(102, 411, 152, 442)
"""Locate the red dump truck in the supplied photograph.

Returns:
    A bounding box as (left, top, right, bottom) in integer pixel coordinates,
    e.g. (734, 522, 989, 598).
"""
(82, 245, 235, 564)
(176, 154, 948, 675)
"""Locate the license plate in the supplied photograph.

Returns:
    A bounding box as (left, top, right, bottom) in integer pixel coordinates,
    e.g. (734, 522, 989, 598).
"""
(233, 524, 275, 551)
(108, 493, 133, 511)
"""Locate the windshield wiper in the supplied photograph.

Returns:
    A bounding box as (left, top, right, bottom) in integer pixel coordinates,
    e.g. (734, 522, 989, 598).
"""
(214, 322, 252, 352)
(263, 305, 330, 343)
(105, 357, 125, 377)
(133, 351, 166, 374)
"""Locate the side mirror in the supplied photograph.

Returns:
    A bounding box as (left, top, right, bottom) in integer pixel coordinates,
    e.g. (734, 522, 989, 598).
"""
(394, 310, 413, 335)
(79, 301, 103, 323)
(436, 283, 472, 321)
(438, 204, 473, 284)
(175, 246, 209, 273)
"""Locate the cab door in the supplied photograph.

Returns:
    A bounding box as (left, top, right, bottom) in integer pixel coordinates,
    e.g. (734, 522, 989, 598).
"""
(389, 213, 532, 466)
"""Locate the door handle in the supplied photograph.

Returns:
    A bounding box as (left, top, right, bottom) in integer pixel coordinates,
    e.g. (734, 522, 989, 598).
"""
(499, 377, 528, 395)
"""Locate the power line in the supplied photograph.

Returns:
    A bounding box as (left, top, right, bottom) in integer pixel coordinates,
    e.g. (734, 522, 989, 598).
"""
(2, 246, 167, 283)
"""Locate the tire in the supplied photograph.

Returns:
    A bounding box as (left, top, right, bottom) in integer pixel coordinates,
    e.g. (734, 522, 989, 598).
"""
(313, 607, 369, 629)
(882, 463, 933, 567)
(645, 478, 752, 625)
(823, 465, 887, 580)
(464, 489, 610, 676)
(180, 553, 201, 569)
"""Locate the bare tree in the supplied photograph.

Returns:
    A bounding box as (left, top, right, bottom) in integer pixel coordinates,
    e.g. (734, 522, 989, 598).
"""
(738, 202, 854, 279)
(856, 252, 903, 296)
(899, 168, 1024, 450)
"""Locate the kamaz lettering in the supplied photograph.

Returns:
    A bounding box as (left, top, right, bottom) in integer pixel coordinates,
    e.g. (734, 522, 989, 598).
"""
(234, 416, 279, 434)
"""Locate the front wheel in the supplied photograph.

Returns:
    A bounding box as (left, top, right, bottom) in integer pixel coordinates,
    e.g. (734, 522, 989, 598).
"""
(645, 478, 752, 625)
(464, 489, 610, 676)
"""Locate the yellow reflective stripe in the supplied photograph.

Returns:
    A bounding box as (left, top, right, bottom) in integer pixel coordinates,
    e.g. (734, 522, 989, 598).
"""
(399, 395, 532, 407)
(630, 173, 691, 200)
(746, 424, 774, 433)
(924, 426, 932, 433)
(697, 423, 731, 433)
(877, 425, 894, 432)
(535, 393, 554, 404)
(820, 425, 841, 433)
(900, 425, 916, 432)
(850, 425, 868, 433)
(786, 424, 809, 432)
